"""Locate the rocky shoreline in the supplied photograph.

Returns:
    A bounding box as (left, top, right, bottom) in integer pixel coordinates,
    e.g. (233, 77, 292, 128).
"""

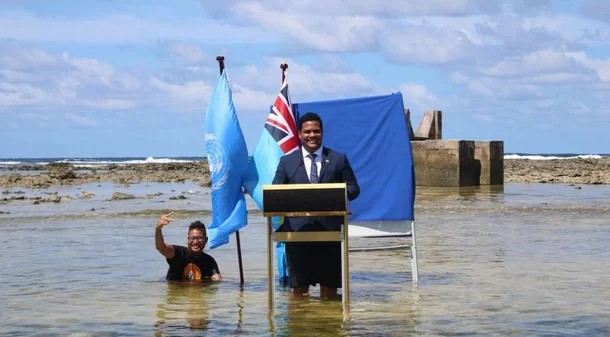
(0, 161, 211, 189)
(504, 157, 610, 185)
(1, 158, 609, 189)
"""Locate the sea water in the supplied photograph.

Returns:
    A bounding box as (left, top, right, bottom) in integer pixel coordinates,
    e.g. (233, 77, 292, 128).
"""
(1, 182, 609, 336)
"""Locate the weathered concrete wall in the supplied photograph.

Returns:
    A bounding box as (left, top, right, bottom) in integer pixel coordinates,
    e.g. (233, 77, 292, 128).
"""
(412, 140, 504, 186)
(474, 141, 504, 185)
(412, 140, 476, 187)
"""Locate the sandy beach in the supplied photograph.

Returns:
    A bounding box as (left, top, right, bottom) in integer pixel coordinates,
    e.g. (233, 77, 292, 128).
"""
(1, 157, 609, 190)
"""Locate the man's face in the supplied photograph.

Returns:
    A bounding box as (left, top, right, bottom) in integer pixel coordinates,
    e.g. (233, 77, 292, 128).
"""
(299, 120, 323, 153)
(187, 229, 207, 254)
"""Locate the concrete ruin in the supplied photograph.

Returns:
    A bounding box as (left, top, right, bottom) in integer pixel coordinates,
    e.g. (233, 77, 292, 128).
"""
(406, 110, 504, 187)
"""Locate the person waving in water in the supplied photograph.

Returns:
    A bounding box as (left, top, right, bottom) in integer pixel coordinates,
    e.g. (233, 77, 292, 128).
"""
(155, 212, 221, 281)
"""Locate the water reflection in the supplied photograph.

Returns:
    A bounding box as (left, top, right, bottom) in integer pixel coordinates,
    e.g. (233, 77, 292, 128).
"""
(417, 184, 505, 202)
(154, 281, 216, 336)
(273, 296, 345, 337)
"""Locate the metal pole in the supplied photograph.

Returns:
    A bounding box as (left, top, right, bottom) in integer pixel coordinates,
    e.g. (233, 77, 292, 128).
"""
(236, 231, 245, 286)
(215, 55, 245, 286)
(216, 55, 225, 74)
(280, 63, 288, 83)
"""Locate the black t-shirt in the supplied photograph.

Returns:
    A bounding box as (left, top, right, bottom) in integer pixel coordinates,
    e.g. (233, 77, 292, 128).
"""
(165, 245, 220, 281)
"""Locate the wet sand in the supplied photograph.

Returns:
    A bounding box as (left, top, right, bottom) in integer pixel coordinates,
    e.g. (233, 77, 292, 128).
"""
(1, 157, 609, 190)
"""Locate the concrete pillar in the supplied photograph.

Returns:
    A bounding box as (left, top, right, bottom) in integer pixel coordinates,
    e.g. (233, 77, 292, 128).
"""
(411, 140, 476, 187)
(474, 141, 504, 185)
(414, 110, 442, 140)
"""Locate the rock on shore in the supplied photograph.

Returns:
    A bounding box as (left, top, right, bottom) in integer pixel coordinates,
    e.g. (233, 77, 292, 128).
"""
(504, 157, 610, 185)
(1, 158, 609, 189)
(0, 161, 211, 189)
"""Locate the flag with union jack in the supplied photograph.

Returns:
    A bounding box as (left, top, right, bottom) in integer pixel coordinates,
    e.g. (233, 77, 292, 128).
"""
(264, 78, 299, 154)
(243, 73, 299, 209)
(243, 72, 297, 285)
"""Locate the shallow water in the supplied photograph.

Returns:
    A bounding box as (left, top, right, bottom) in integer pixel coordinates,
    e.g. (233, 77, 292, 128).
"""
(1, 183, 610, 336)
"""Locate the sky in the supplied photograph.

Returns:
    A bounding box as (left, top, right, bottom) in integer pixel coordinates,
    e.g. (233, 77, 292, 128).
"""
(1, 0, 609, 158)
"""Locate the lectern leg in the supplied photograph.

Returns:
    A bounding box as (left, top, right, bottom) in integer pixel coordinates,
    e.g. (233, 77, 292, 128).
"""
(342, 220, 350, 321)
(410, 221, 419, 286)
(267, 218, 274, 313)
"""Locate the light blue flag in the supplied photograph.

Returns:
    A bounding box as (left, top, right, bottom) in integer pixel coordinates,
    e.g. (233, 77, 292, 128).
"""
(243, 76, 298, 285)
(243, 130, 285, 210)
(204, 70, 249, 249)
(243, 132, 289, 285)
(243, 75, 299, 213)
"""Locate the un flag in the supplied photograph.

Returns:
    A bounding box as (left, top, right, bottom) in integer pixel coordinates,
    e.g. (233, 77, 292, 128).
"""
(204, 70, 249, 249)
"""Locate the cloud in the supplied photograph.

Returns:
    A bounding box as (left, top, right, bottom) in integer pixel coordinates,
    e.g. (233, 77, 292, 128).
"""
(277, 60, 376, 100)
(0, 41, 145, 110)
(481, 49, 594, 80)
(0, 9, 272, 44)
(569, 52, 610, 82)
(64, 112, 97, 127)
(148, 78, 210, 112)
(399, 83, 442, 113)
(0, 81, 55, 107)
(227, 57, 376, 102)
(158, 40, 209, 64)
(234, 3, 384, 52)
(382, 22, 479, 64)
(580, 0, 610, 22)
(205, 0, 503, 17)
(2, 1, 610, 154)
(0, 40, 221, 117)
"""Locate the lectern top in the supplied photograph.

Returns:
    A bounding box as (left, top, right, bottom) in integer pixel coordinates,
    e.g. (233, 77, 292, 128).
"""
(262, 183, 346, 191)
(262, 183, 347, 216)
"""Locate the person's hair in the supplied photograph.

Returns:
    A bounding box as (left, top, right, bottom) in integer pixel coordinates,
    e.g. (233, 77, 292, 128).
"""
(298, 112, 323, 131)
(188, 221, 207, 237)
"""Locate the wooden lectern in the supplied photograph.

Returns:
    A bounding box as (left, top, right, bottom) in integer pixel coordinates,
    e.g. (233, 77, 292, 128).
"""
(262, 183, 351, 320)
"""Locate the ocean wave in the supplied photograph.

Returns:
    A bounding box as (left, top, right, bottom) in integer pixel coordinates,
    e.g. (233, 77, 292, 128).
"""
(0, 156, 203, 168)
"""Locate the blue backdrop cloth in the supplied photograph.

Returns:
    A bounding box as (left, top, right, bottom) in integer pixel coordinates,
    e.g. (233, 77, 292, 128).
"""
(293, 92, 415, 221)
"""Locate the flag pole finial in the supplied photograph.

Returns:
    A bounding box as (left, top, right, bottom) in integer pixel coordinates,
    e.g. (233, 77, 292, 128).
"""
(280, 63, 288, 82)
(216, 56, 225, 75)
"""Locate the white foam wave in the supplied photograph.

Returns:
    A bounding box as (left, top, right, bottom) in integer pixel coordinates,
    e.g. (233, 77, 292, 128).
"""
(504, 154, 603, 160)
(0, 157, 199, 167)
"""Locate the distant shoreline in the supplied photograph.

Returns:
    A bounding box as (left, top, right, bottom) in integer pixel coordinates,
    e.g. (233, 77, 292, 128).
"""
(1, 157, 609, 189)
(0, 161, 211, 189)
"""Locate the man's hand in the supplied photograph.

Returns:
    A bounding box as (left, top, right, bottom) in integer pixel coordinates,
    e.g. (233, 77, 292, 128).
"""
(155, 212, 175, 258)
(156, 212, 174, 230)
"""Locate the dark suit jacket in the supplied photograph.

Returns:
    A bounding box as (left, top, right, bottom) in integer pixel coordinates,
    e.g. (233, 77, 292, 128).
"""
(272, 147, 360, 232)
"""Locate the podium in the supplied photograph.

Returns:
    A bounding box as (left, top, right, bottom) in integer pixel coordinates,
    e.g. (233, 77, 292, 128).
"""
(262, 183, 351, 319)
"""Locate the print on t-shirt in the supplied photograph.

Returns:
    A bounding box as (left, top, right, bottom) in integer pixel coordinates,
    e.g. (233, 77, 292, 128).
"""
(183, 263, 202, 280)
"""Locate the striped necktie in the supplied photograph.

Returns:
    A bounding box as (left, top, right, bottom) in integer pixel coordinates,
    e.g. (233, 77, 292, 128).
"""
(309, 154, 318, 183)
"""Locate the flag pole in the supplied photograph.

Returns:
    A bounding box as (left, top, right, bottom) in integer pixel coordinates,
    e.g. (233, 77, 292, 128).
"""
(280, 63, 288, 82)
(215, 55, 245, 286)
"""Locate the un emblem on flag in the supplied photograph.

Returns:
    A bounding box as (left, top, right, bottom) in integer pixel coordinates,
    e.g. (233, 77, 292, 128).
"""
(205, 133, 229, 190)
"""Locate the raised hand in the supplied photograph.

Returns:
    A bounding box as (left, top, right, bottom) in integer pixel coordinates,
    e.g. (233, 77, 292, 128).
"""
(156, 212, 175, 230)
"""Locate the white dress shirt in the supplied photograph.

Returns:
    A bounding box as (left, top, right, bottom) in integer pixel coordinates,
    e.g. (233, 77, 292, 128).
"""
(302, 147, 323, 182)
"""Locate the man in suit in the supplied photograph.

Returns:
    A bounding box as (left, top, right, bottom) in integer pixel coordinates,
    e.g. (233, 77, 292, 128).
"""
(273, 112, 360, 298)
